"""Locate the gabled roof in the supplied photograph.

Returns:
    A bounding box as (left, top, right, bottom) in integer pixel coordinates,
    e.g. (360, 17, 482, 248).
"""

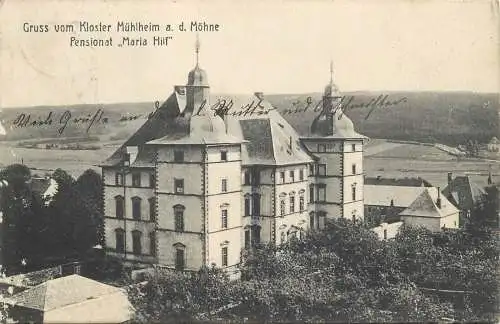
(364, 185, 427, 208)
(7, 274, 122, 312)
(400, 187, 459, 218)
(442, 175, 486, 209)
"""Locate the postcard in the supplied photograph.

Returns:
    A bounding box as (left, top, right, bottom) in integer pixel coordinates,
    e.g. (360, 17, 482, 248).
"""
(0, 1, 498, 323)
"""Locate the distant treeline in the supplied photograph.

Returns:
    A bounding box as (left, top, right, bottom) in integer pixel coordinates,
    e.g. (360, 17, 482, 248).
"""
(270, 91, 499, 147)
(0, 92, 498, 147)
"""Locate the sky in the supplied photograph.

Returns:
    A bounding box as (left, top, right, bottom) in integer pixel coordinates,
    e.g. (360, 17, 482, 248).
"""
(0, 0, 498, 108)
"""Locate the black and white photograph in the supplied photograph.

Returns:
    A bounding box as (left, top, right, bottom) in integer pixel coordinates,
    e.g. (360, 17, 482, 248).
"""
(0, 0, 498, 322)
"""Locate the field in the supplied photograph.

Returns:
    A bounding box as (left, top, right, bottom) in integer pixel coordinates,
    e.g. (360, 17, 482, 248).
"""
(1, 139, 498, 188)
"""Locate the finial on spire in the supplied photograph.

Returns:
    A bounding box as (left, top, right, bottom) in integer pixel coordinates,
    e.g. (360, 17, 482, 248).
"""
(329, 60, 334, 84)
(195, 33, 200, 66)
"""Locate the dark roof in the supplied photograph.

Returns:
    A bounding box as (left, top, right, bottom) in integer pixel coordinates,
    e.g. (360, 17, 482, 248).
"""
(442, 175, 486, 209)
(29, 178, 51, 195)
(365, 177, 433, 187)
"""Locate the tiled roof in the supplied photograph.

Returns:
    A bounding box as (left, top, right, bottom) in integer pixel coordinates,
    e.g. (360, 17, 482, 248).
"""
(400, 187, 459, 218)
(7, 274, 122, 312)
(364, 185, 427, 208)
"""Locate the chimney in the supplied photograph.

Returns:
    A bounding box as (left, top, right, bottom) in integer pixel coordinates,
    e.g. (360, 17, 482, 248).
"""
(436, 187, 442, 209)
(254, 92, 264, 100)
(447, 172, 452, 187)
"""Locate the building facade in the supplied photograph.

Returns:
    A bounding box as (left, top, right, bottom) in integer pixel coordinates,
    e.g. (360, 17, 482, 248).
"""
(100, 44, 366, 273)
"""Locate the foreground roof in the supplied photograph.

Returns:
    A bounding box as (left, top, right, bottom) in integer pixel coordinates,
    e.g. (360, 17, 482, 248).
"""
(364, 185, 427, 208)
(400, 187, 459, 218)
(7, 274, 123, 312)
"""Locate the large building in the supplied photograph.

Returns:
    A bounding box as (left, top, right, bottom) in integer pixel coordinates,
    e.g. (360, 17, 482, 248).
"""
(100, 43, 366, 273)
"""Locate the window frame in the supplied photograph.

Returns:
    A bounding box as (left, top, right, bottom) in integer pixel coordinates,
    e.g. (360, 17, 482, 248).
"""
(174, 150, 184, 162)
(131, 196, 142, 220)
(132, 172, 141, 187)
(174, 178, 184, 194)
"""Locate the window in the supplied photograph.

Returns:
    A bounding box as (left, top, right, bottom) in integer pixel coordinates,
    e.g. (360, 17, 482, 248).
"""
(244, 171, 250, 185)
(280, 232, 286, 244)
(252, 194, 261, 216)
(149, 173, 155, 188)
(299, 195, 305, 211)
(309, 164, 315, 176)
(280, 198, 286, 216)
(289, 195, 295, 213)
(318, 164, 326, 176)
(132, 196, 141, 220)
(299, 169, 304, 181)
(174, 150, 184, 162)
(221, 151, 227, 161)
(115, 229, 125, 253)
(221, 247, 228, 267)
(352, 144, 356, 152)
(352, 213, 356, 223)
(174, 179, 184, 194)
(290, 170, 295, 183)
(132, 230, 142, 255)
(149, 232, 156, 256)
(221, 208, 228, 229)
(148, 197, 155, 221)
(279, 171, 285, 184)
(244, 230, 250, 249)
(244, 195, 251, 216)
(252, 169, 260, 185)
(174, 205, 185, 231)
(132, 173, 141, 187)
(115, 196, 124, 219)
(174, 244, 185, 270)
(115, 173, 124, 186)
(309, 212, 315, 229)
(318, 144, 326, 153)
(309, 184, 315, 203)
(351, 184, 357, 201)
(383, 229, 387, 240)
(221, 178, 228, 192)
(352, 164, 356, 175)
(318, 184, 326, 202)
(251, 225, 261, 245)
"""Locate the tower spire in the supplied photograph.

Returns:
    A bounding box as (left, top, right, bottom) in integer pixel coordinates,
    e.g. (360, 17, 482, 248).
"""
(195, 33, 200, 67)
(329, 60, 334, 84)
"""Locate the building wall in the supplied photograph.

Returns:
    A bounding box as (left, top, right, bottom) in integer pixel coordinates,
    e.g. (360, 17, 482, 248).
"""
(371, 221, 404, 240)
(440, 212, 459, 229)
(400, 215, 441, 232)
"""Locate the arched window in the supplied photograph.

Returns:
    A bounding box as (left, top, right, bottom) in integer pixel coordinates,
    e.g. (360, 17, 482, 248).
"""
(289, 195, 295, 213)
(174, 205, 185, 232)
(132, 196, 142, 220)
(115, 228, 125, 253)
(148, 197, 156, 221)
(351, 183, 357, 201)
(115, 196, 124, 219)
(221, 241, 229, 267)
(299, 194, 305, 212)
(279, 193, 286, 216)
(173, 243, 186, 270)
(115, 173, 123, 186)
(244, 194, 251, 216)
(149, 232, 156, 256)
(132, 230, 142, 255)
(221, 204, 228, 229)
